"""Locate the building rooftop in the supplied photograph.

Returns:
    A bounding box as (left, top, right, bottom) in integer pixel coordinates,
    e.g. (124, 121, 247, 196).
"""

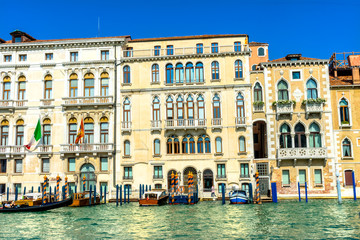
(270, 54, 319, 62)
(129, 34, 248, 42)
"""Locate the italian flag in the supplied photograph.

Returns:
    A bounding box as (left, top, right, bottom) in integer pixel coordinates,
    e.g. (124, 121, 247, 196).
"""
(25, 118, 42, 151)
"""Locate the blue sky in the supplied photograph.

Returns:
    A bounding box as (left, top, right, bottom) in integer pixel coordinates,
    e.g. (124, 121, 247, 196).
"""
(1, 0, 359, 60)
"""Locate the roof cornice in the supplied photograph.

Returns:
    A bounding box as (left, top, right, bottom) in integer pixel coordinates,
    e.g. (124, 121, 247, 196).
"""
(261, 59, 329, 68)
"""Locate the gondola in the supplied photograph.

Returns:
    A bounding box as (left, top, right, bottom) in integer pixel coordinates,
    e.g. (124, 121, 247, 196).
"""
(0, 197, 73, 213)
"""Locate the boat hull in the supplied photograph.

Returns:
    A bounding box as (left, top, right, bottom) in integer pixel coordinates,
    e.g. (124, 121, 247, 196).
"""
(139, 196, 169, 206)
(70, 196, 100, 207)
(229, 197, 248, 204)
(0, 197, 73, 213)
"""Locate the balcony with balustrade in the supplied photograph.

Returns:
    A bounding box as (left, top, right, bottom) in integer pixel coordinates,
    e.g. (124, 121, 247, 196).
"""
(151, 120, 162, 131)
(235, 117, 246, 128)
(40, 99, 55, 108)
(0, 100, 28, 112)
(62, 96, 113, 110)
(60, 143, 113, 156)
(37, 145, 53, 156)
(0, 146, 26, 158)
(122, 44, 250, 60)
(275, 102, 294, 120)
(212, 118, 222, 129)
(164, 119, 206, 130)
(277, 147, 327, 166)
(305, 102, 324, 119)
(121, 121, 132, 133)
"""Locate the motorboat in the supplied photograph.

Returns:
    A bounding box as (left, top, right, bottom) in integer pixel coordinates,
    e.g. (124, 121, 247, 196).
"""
(69, 192, 100, 207)
(0, 197, 73, 213)
(139, 190, 169, 206)
(229, 186, 249, 204)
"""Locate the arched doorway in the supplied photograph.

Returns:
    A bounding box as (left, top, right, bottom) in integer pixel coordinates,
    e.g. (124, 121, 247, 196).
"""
(183, 167, 197, 193)
(80, 163, 96, 191)
(203, 169, 213, 192)
(253, 121, 267, 159)
(167, 170, 177, 191)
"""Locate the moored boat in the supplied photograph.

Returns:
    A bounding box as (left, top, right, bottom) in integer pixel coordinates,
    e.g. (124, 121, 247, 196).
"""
(69, 192, 100, 207)
(139, 190, 169, 206)
(229, 186, 249, 204)
(0, 197, 73, 213)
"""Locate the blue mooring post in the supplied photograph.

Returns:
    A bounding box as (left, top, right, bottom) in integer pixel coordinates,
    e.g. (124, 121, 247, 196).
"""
(7, 187, 9, 201)
(352, 170, 357, 201)
(23, 186, 26, 195)
(146, 185, 148, 192)
(89, 185, 92, 206)
(100, 185, 103, 203)
(120, 185, 123, 206)
(38, 186, 41, 193)
(104, 185, 107, 203)
(116, 185, 119, 206)
(221, 183, 225, 205)
(49, 187, 52, 202)
(124, 185, 126, 204)
(94, 185, 97, 204)
(54, 186, 57, 202)
(249, 183, 253, 203)
(15, 186, 18, 201)
(149, 185, 151, 191)
(127, 185, 130, 203)
(305, 182, 308, 203)
(75, 185, 77, 193)
(271, 182, 278, 203)
(142, 184, 145, 195)
(139, 184, 141, 199)
(298, 182, 301, 202)
(31, 186, 34, 193)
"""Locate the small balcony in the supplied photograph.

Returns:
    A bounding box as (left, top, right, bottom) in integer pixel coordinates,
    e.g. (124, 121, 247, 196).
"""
(153, 175, 163, 179)
(212, 118, 222, 129)
(60, 143, 113, 156)
(151, 120, 162, 131)
(277, 147, 327, 160)
(0, 100, 27, 111)
(40, 99, 55, 108)
(240, 174, 250, 179)
(62, 96, 113, 110)
(216, 174, 227, 180)
(123, 175, 133, 180)
(253, 104, 264, 112)
(0, 146, 26, 157)
(305, 102, 323, 119)
(276, 103, 293, 120)
(235, 117, 246, 128)
(121, 121, 132, 132)
(165, 119, 206, 130)
(122, 44, 250, 59)
(37, 145, 53, 155)
(0, 146, 11, 157)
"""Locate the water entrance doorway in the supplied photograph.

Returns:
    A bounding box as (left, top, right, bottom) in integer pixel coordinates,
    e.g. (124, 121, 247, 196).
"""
(253, 121, 267, 159)
(80, 163, 96, 191)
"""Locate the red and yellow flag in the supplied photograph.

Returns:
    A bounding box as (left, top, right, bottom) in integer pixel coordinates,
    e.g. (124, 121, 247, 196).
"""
(75, 118, 84, 144)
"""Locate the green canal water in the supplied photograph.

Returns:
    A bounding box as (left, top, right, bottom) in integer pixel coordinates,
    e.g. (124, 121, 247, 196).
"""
(1, 199, 360, 239)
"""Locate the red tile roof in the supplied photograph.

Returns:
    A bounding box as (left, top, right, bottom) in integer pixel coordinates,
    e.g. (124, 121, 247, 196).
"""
(249, 41, 268, 46)
(129, 34, 247, 42)
(270, 55, 319, 62)
(330, 76, 354, 86)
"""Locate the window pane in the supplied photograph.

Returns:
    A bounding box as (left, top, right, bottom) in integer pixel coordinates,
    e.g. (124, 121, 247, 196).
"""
(282, 170, 290, 185)
(42, 159, 50, 172)
(299, 170, 306, 184)
(69, 158, 75, 171)
(101, 157, 108, 171)
(315, 169, 322, 184)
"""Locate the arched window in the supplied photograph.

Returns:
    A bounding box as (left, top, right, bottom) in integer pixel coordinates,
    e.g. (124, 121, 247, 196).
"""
(306, 79, 318, 99)
(203, 169, 214, 192)
(80, 164, 95, 191)
(43, 118, 51, 145)
(239, 136, 246, 152)
(187, 95, 194, 120)
(251, 65, 257, 71)
(152, 96, 160, 122)
(166, 64, 174, 84)
(167, 138, 173, 154)
(215, 137, 222, 153)
(236, 93, 245, 123)
(195, 62, 204, 82)
(197, 95, 205, 121)
(166, 96, 174, 120)
(44, 75, 52, 99)
(176, 95, 184, 121)
(16, 119, 24, 145)
(175, 63, 184, 83)
(339, 99, 350, 124)
(68, 118, 77, 144)
(154, 139, 160, 155)
(185, 62, 194, 83)
(18, 76, 26, 100)
(123, 66, 131, 84)
(152, 64, 159, 83)
(1, 120, 9, 145)
(84, 117, 94, 144)
(100, 72, 109, 96)
(69, 73, 78, 97)
(189, 137, 195, 153)
(254, 83, 262, 102)
(123, 98, 131, 127)
(100, 117, 109, 143)
(84, 73, 94, 97)
(197, 136, 204, 153)
(294, 123, 306, 148)
(182, 137, 188, 154)
(213, 94, 221, 119)
(258, 47, 265, 56)
(124, 140, 130, 156)
(342, 139, 352, 157)
(278, 80, 289, 100)
(235, 60, 243, 78)
(211, 61, 220, 80)
(279, 124, 291, 148)
(3, 76, 11, 100)
(174, 137, 180, 154)
(309, 123, 321, 148)
(205, 137, 211, 153)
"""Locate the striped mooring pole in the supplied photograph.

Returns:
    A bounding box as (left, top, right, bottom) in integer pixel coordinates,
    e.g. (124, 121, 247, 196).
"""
(171, 171, 175, 204)
(188, 172, 193, 204)
(255, 172, 261, 204)
(42, 175, 47, 205)
(56, 176, 60, 202)
(175, 172, 179, 195)
(65, 177, 68, 199)
(83, 176, 86, 192)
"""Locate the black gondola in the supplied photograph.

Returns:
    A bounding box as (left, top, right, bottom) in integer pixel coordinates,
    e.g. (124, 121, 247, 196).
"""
(0, 197, 73, 213)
